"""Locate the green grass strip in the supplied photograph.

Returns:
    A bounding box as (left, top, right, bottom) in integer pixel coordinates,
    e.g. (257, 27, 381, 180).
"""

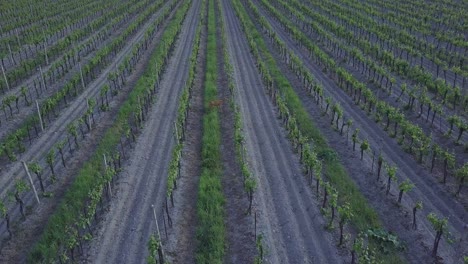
(195, 0, 225, 262)
(231, 1, 403, 262)
(28, 1, 191, 262)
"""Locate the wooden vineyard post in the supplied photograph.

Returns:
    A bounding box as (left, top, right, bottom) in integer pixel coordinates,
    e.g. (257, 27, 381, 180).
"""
(1, 65, 9, 90)
(165, 197, 173, 226)
(36, 100, 44, 131)
(103, 154, 112, 198)
(162, 204, 168, 239)
(152, 205, 162, 242)
(21, 161, 40, 205)
(39, 66, 47, 90)
(174, 121, 179, 141)
(254, 210, 257, 241)
(73, 41, 78, 63)
(151, 204, 165, 263)
(7, 43, 14, 65)
(42, 29, 48, 65)
(86, 99, 92, 130)
(79, 62, 85, 90)
(15, 29, 21, 48)
(44, 42, 49, 65)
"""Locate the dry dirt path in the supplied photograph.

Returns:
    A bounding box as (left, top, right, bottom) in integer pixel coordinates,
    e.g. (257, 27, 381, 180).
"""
(222, 0, 345, 263)
(249, 0, 467, 262)
(0, 0, 174, 242)
(82, 0, 201, 263)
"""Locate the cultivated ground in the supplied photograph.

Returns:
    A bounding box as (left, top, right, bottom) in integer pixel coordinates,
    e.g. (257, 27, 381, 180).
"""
(0, 0, 465, 263)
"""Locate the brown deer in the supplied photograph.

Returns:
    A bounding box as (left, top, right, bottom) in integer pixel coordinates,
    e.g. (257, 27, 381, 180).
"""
(209, 99, 222, 108)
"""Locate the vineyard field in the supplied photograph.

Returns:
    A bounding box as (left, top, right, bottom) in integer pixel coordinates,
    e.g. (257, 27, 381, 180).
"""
(0, 0, 466, 263)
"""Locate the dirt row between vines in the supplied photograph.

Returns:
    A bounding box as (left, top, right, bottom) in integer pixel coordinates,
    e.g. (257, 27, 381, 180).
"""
(0, 1, 179, 262)
(81, 1, 201, 262)
(248, 0, 467, 263)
